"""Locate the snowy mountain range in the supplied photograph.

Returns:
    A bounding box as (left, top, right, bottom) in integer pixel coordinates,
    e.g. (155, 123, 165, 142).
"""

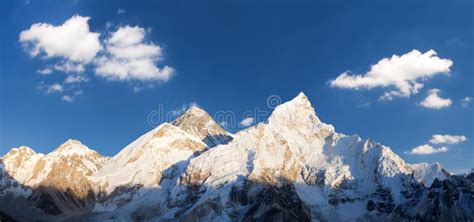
(1, 93, 473, 221)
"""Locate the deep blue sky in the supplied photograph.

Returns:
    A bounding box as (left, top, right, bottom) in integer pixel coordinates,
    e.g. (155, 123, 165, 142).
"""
(1, 0, 473, 173)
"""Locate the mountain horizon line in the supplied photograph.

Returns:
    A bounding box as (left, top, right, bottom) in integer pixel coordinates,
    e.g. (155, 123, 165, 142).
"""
(3, 91, 452, 174)
(4, 92, 308, 158)
(1, 91, 472, 221)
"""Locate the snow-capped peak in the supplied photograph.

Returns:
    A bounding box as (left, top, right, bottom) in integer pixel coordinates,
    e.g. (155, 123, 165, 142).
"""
(1, 92, 468, 221)
(267, 92, 333, 139)
(292, 91, 312, 106)
(93, 122, 208, 193)
(1, 146, 44, 185)
(1, 146, 42, 179)
(295, 91, 310, 102)
(49, 139, 99, 157)
(172, 106, 226, 138)
(172, 105, 232, 147)
(269, 92, 320, 124)
(17, 145, 36, 154)
(186, 105, 206, 115)
(411, 162, 449, 187)
(3, 146, 37, 158)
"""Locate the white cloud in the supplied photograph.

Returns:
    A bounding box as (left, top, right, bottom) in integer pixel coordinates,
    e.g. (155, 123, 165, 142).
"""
(62, 95, 74, 102)
(20, 15, 102, 101)
(37, 67, 52, 75)
(45, 83, 63, 94)
(239, 117, 254, 127)
(21, 15, 176, 102)
(105, 21, 113, 29)
(117, 8, 126, 14)
(61, 90, 83, 103)
(406, 133, 466, 155)
(38, 74, 86, 102)
(170, 105, 187, 117)
(64, 75, 88, 84)
(169, 102, 199, 118)
(358, 102, 371, 108)
(19, 15, 101, 63)
(461, 96, 472, 107)
(407, 144, 448, 155)
(189, 102, 199, 108)
(429, 134, 467, 144)
(53, 61, 85, 73)
(95, 25, 175, 81)
(419, 89, 452, 109)
(73, 89, 83, 95)
(329, 49, 453, 100)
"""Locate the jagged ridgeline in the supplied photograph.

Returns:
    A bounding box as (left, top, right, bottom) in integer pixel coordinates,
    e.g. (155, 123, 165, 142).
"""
(1, 93, 473, 221)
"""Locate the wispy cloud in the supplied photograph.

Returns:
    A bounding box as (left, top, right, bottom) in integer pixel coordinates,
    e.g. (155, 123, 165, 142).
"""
(329, 49, 453, 100)
(461, 96, 472, 107)
(37, 67, 52, 75)
(61, 95, 73, 102)
(53, 61, 85, 73)
(61, 90, 83, 103)
(239, 117, 254, 127)
(45, 83, 64, 94)
(170, 102, 199, 117)
(117, 8, 126, 14)
(358, 102, 371, 108)
(38, 81, 85, 102)
(64, 75, 88, 84)
(445, 37, 464, 47)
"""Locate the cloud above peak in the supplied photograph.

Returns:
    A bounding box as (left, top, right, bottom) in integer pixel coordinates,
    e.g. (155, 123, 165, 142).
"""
(19, 15, 101, 63)
(330, 49, 453, 100)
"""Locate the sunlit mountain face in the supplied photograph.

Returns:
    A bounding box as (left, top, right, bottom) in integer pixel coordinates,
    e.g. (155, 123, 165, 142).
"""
(1, 93, 473, 221)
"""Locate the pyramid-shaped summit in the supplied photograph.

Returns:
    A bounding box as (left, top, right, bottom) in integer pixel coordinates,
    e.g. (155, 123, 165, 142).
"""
(267, 92, 326, 134)
(172, 106, 233, 147)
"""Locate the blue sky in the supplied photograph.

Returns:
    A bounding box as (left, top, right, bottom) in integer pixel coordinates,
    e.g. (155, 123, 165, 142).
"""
(0, 0, 472, 173)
